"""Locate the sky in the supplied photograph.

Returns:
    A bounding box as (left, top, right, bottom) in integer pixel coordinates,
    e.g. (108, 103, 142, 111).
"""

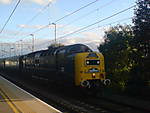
(0, 0, 136, 57)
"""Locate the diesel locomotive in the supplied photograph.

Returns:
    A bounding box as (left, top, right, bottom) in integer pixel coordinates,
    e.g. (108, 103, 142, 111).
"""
(0, 44, 110, 89)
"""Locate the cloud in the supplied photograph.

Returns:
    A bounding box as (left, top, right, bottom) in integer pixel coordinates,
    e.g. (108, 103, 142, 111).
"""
(18, 23, 63, 29)
(57, 24, 81, 36)
(1, 25, 105, 57)
(27, 0, 55, 5)
(18, 24, 46, 29)
(0, 30, 105, 57)
(31, 27, 106, 52)
(0, 0, 11, 4)
(0, 0, 55, 5)
(21, 31, 104, 53)
(57, 31, 105, 51)
(0, 29, 27, 37)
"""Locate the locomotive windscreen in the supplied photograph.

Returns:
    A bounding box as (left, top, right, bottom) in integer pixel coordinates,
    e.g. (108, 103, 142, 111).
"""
(68, 44, 92, 54)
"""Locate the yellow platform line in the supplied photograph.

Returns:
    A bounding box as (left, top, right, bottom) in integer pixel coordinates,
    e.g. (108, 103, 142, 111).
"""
(0, 88, 21, 113)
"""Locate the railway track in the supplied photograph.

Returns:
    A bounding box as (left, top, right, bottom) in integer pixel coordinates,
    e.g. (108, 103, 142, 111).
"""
(0, 72, 111, 113)
(0, 72, 150, 113)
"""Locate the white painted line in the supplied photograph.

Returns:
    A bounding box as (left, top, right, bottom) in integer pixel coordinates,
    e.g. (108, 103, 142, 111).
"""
(0, 74, 62, 113)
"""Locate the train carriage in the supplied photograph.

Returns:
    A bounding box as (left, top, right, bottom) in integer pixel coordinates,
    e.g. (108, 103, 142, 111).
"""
(4, 56, 20, 71)
(0, 44, 110, 90)
(0, 58, 5, 70)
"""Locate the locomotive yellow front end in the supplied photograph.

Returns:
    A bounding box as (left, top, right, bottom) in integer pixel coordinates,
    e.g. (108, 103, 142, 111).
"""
(75, 52, 110, 88)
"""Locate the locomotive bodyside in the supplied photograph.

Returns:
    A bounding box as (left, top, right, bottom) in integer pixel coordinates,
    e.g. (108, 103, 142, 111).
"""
(0, 44, 110, 89)
(0, 58, 5, 70)
(4, 57, 20, 71)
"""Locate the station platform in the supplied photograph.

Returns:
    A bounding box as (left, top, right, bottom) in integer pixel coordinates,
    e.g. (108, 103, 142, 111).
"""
(0, 75, 61, 113)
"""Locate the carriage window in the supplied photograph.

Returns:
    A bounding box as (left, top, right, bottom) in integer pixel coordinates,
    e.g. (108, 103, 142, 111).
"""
(41, 51, 48, 56)
(35, 59, 40, 64)
(56, 49, 66, 59)
(35, 53, 41, 57)
(58, 49, 66, 54)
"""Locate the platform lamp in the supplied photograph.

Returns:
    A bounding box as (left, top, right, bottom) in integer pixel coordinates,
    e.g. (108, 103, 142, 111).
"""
(30, 34, 34, 52)
(51, 23, 57, 46)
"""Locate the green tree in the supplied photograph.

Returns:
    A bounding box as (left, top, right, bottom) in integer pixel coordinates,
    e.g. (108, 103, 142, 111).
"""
(98, 25, 134, 91)
(129, 0, 150, 93)
(132, 0, 150, 58)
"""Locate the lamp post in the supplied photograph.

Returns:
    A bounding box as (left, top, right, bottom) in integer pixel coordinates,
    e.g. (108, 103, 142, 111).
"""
(10, 47, 14, 57)
(52, 23, 56, 46)
(0, 43, 3, 58)
(30, 34, 34, 52)
(20, 40, 23, 56)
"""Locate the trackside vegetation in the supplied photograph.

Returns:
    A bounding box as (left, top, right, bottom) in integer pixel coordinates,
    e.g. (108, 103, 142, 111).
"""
(98, 0, 150, 97)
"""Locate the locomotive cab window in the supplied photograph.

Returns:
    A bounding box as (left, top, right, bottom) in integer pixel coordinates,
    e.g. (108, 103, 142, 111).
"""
(68, 45, 92, 54)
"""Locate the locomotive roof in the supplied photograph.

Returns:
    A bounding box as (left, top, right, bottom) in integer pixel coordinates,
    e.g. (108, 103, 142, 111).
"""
(23, 44, 92, 57)
(56, 44, 92, 51)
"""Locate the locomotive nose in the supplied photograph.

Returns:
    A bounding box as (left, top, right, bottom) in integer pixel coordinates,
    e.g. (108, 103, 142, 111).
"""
(75, 52, 107, 88)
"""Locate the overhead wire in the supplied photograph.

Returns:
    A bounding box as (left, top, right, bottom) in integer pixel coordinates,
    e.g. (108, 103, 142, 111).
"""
(43, 12, 129, 39)
(77, 17, 132, 34)
(27, 2, 52, 24)
(54, 0, 100, 23)
(15, 1, 135, 46)
(58, 0, 115, 30)
(19, 5, 135, 47)
(21, 16, 133, 53)
(56, 5, 135, 40)
(45, 17, 132, 43)
(0, 0, 21, 34)
(17, 0, 101, 40)
(14, 1, 52, 36)
(20, 24, 50, 40)
(58, 17, 132, 37)
(22, 0, 116, 40)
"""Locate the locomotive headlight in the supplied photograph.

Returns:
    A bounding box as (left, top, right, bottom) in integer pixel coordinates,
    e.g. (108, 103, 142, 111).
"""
(86, 61, 89, 64)
(92, 73, 96, 78)
(92, 73, 96, 76)
(97, 61, 100, 64)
